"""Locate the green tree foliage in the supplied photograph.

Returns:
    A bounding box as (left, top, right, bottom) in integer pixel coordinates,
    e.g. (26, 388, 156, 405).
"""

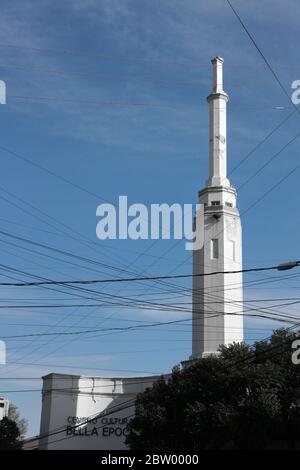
(126, 329, 300, 450)
(8, 403, 28, 439)
(0, 417, 22, 450)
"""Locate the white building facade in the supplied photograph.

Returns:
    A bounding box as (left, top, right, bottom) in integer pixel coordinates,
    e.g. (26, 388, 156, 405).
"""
(0, 398, 9, 421)
(39, 373, 164, 450)
(38, 57, 243, 450)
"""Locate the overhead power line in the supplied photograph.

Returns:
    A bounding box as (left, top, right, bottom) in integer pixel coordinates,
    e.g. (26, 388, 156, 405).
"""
(10, 94, 199, 110)
(8, 361, 160, 375)
(0, 63, 208, 87)
(226, 0, 300, 114)
(229, 109, 297, 175)
(8, 94, 291, 111)
(1, 42, 300, 70)
(0, 63, 286, 89)
(0, 43, 210, 68)
(237, 126, 300, 191)
(0, 262, 298, 287)
(1, 309, 299, 340)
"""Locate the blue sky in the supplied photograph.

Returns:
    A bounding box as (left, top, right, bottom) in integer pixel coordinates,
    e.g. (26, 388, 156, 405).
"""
(0, 0, 300, 437)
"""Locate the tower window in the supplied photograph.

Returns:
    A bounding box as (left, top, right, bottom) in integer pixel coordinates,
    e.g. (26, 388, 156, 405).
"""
(230, 240, 236, 261)
(225, 202, 233, 207)
(211, 201, 220, 206)
(211, 238, 219, 259)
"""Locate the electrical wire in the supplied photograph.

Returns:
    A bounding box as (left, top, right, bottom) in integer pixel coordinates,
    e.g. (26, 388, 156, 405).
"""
(0, 261, 295, 286)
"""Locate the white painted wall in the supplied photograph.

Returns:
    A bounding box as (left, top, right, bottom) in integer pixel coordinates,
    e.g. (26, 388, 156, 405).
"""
(39, 373, 163, 450)
(192, 192, 243, 357)
(0, 398, 9, 421)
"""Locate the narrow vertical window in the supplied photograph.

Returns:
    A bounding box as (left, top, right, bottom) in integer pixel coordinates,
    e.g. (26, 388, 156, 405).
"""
(230, 240, 236, 261)
(211, 238, 219, 259)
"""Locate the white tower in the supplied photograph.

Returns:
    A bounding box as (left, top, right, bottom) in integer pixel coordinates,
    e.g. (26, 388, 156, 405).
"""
(192, 57, 243, 358)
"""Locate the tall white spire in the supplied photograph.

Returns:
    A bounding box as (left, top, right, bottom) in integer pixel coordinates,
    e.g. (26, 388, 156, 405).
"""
(206, 57, 230, 188)
(191, 57, 243, 359)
